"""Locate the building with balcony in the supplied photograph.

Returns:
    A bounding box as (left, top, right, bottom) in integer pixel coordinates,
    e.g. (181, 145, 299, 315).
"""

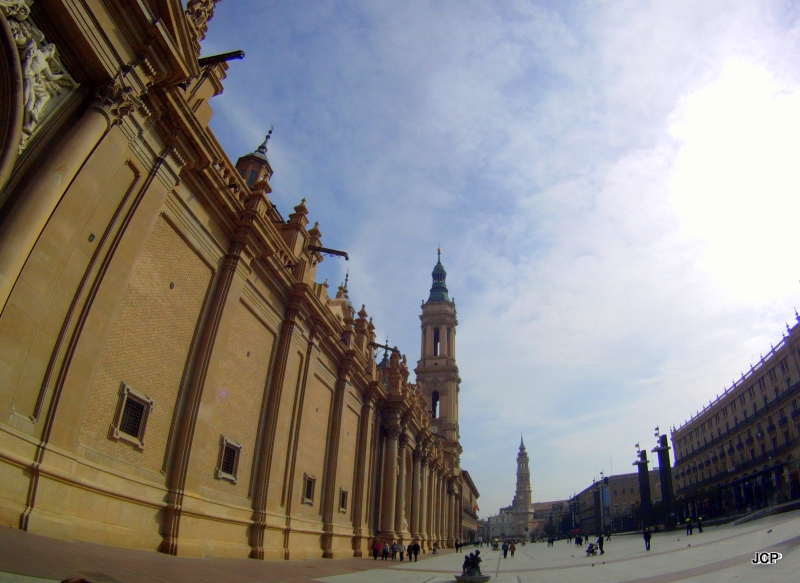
(670, 317, 800, 521)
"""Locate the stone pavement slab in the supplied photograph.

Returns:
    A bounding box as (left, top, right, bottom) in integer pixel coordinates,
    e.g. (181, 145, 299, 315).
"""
(0, 511, 798, 583)
(320, 510, 800, 583)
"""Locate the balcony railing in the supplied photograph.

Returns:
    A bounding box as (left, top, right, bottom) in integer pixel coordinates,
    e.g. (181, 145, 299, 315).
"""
(674, 378, 800, 463)
(676, 439, 796, 494)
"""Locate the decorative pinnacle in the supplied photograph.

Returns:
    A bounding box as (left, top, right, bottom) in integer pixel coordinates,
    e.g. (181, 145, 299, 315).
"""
(256, 125, 274, 156)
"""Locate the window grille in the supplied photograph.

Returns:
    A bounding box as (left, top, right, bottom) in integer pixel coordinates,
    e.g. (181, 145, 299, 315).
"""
(215, 436, 242, 483)
(109, 382, 154, 450)
(302, 474, 316, 504)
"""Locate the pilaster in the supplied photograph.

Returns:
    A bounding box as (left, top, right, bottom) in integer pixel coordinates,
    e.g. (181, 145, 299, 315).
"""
(379, 412, 400, 538)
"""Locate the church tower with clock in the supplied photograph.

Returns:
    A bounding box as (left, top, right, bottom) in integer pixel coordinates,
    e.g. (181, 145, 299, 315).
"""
(416, 250, 461, 449)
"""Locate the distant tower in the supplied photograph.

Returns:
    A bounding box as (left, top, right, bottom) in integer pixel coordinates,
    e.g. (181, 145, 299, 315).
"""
(512, 437, 532, 510)
(416, 249, 460, 443)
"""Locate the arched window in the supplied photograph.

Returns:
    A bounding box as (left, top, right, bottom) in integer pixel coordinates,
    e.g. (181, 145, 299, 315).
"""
(432, 391, 440, 419)
(433, 327, 440, 356)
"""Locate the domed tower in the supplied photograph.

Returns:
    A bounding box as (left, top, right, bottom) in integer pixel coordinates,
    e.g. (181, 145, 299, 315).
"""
(512, 437, 532, 510)
(415, 249, 460, 444)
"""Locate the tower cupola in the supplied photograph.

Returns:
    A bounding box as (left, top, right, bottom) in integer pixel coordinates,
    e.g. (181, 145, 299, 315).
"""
(428, 248, 451, 302)
(235, 127, 274, 188)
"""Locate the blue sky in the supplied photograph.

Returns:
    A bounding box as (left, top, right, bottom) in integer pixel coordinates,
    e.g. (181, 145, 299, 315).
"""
(202, 1, 800, 517)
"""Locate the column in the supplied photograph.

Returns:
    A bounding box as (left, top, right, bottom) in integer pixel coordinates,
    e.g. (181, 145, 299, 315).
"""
(321, 361, 352, 558)
(249, 295, 302, 558)
(419, 457, 429, 547)
(410, 450, 422, 541)
(0, 75, 136, 312)
(435, 473, 443, 542)
(425, 465, 435, 548)
(430, 471, 438, 545)
(350, 387, 377, 555)
(775, 467, 785, 504)
(380, 416, 400, 535)
(162, 235, 250, 555)
(395, 435, 407, 535)
(448, 485, 456, 545)
(446, 483, 452, 545)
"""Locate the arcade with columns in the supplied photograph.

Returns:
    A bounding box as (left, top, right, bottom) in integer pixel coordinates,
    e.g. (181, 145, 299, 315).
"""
(374, 250, 466, 548)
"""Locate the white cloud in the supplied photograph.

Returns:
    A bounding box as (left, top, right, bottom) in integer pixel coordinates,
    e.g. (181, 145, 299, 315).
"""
(204, 1, 800, 517)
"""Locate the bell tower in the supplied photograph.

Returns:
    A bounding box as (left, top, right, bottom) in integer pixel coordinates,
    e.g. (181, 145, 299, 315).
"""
(512, 437, 532, 510)
(416, 249, 460, 443)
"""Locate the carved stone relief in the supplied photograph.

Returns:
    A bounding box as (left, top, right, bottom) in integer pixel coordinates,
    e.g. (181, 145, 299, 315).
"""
(0, 0, 77, 152)
(185, 0, 221, 54)
(0, 7, 22, 193)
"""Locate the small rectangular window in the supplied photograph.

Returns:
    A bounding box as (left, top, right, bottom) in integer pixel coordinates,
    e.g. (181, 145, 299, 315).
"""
(109, 382, 154, 451)
(215, 436, 242, 483)
(302, 474, 316, 504)
(339, 488, 348, 513)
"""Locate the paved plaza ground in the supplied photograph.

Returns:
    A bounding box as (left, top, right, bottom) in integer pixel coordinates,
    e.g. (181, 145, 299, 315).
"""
(0, 510, 798, 583)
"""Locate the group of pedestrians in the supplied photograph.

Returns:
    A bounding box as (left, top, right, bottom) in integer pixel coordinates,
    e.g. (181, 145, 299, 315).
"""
(685, 516, 703, 535)
(371, 539, 421, 561)
(500, 540, 516, 558)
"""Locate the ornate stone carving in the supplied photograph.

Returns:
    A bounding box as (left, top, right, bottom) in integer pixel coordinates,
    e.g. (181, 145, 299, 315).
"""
(89, 73, 138, 127)
(185, 0, 221, 54)
(1, 0, 78, 151)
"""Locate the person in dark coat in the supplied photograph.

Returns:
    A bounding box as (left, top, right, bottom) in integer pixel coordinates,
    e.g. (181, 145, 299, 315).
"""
(643, 528, 651, 551)
(685, 517, 693, 535)
(501, 541, 509, 558)
(596, 534, 604, 555)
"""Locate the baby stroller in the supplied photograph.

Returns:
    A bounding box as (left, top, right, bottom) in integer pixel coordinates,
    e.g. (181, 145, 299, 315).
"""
(585, 542, 598, 556)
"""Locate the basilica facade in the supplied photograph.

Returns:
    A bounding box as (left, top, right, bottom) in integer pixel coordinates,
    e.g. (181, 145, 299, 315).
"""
(0, 0, 475, 560)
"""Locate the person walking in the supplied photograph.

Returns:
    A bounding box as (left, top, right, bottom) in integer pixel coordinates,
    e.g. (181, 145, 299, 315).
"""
(509, 541, 516, 557)
(391, 541, 398, 560)
(398, 541, 406, 561)
(372, 538, 380, 560)
(685, 517, 693, 535)
(697, 516, 703, 533)
(502, 540, 509, 558)
(433, 541, 439, 554)
(643, 528, 651, 551)
(382, 542, 390, 560)
(413, 542, 420, 561)
(596, 534, 604, 555)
